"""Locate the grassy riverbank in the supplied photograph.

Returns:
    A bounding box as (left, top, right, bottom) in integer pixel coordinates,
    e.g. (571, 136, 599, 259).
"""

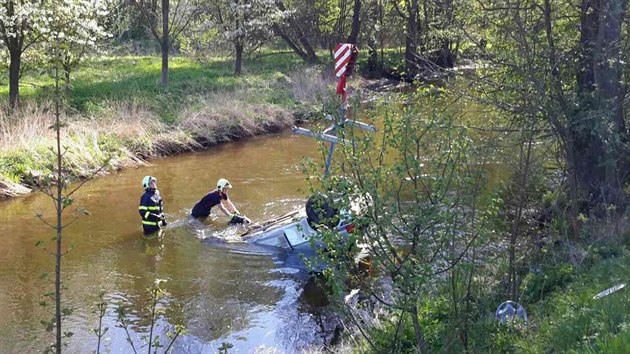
(330, 243, 630, 353)
(0, 54, 335, 197)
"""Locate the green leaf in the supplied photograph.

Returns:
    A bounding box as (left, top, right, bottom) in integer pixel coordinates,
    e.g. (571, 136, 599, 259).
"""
(62, 307, 74, 316)
(62, 197, 74, 208)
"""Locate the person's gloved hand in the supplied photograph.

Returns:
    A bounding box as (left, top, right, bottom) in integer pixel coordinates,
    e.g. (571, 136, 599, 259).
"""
(159, 214, 167, 227)
(229, 213, 250, 225)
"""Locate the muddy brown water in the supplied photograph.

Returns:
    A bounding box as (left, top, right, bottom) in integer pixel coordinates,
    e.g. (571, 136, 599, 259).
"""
(0, 129, 340, 353)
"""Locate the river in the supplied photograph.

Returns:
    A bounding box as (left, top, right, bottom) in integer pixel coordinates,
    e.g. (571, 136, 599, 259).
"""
(0, 129, 339, 353)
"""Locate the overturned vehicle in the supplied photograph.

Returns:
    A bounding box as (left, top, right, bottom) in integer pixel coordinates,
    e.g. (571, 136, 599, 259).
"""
(241, 190, 370, 252)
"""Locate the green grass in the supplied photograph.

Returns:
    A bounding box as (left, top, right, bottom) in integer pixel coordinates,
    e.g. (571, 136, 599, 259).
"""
(518, 251, 630, 353)
(2, 48, 411, 120)
(462, 247, 630, 353)
(1, 52, 310, 121)
(354, 241, 630, 353)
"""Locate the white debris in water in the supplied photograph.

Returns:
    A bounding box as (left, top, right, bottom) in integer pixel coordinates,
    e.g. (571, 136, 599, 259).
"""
(269, 268, 301, 275)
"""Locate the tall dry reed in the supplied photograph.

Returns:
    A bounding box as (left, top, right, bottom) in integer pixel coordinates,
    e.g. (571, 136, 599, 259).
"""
(289, 66, 335, 106)
(0, 100, 197, 189)
(180, 91, 294, 145)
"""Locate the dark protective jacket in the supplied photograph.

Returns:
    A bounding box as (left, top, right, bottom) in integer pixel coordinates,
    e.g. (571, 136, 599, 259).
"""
(139, 189, 164, 234)
(191, 190, 227, 218)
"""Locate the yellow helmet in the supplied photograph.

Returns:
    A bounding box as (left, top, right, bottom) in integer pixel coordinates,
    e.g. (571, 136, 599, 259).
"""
(217, 178, 232, 191)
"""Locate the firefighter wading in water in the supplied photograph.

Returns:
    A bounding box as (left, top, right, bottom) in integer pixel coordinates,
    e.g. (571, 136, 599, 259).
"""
(139, 176, 167, 235)
(191, 178, 250, 224)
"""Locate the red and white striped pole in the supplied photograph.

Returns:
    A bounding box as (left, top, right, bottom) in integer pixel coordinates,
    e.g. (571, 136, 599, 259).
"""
(334, 43, 359, 106)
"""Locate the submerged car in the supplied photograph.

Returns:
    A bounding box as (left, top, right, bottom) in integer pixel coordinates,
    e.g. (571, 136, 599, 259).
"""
(241, 193, 359, 250)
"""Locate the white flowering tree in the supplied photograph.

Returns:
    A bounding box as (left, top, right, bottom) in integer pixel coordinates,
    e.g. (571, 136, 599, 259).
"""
(46, 0, 110, 95)
(0, 0, 109, 109)
(0, 0, 51, 108)
(211, 0, 285, 75)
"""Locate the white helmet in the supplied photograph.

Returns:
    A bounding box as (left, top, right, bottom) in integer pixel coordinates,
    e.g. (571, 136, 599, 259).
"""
(217, 178, 232, 191)
(142, 176, 157, 190)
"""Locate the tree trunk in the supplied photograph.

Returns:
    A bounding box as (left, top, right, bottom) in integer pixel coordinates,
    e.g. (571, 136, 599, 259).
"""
(9, 46, 21, 109)
(273, 1, 319, 64)
(571, 0, 626, 209)
(272, 24, 308, 61)
(577, 0, 598, 94)
(4, 0, 22, 109)
(404, 0, 419, 77)
(273, 25, 319, 64)
(598, 0, 627, 205)
(366, 0, 381, 77)
(160, 0, 169, 87)
(346, 0, 361, 44)
(596, 0, 625, 133)
(379, 0, 385, 69)
(410, 306, 427, 353)
(161, 43, 169, 87)
(299, 38, 318, 64)
(63, 62, 72, 96)
(235, 42, 243, 75)
(335, 0, 348, 44)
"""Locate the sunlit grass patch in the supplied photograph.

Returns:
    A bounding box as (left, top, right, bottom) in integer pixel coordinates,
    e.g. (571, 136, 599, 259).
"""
(1, 51, 310, 119)
(67, 54, 303, 118)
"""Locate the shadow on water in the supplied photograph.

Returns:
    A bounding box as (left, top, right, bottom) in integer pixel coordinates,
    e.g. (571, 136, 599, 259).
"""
(301, 274, 331, 308)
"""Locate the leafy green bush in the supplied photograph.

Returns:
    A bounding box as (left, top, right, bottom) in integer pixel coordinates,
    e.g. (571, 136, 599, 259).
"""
(368, 313, 419, 353)
(0, 150, 51, 183)
(522, 262, 574, 303)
